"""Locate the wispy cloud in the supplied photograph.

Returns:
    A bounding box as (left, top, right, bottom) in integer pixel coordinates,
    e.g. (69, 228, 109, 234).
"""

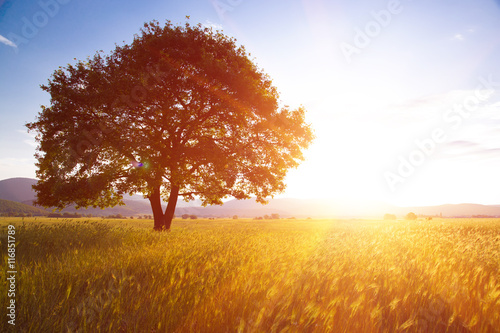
(446, 140, 479, 149)
(0, 34, 16, 48)
(17, 129, 37, 148)
(386, 89, 494, 124)
(0, 157, 36, 180)
(452, 26, 476, 42)
(442, 140, 500, 161)
(0, 157, 33, 166)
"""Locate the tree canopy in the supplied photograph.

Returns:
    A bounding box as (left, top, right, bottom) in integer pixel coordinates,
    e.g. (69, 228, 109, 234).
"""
(27, 20, 314, 230)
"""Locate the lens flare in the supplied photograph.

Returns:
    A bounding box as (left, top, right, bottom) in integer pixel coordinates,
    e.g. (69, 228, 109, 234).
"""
(130, 160, 143, 168)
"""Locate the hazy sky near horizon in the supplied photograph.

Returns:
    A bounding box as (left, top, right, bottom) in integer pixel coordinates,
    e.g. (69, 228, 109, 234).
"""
(1, 0, 500, 207)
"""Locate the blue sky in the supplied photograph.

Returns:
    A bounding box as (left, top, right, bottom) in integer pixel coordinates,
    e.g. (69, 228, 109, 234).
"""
(1, 0, 500, 206)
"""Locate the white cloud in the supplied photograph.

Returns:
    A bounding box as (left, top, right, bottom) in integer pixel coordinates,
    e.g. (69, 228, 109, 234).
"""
(17, 130, 37, 148)
(203, 20, 224, 31)
(452, 33, 464, 41)
(0, 34, 17, 48)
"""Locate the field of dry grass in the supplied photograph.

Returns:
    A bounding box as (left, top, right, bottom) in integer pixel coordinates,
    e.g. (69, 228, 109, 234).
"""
(1, 217, 499, 332)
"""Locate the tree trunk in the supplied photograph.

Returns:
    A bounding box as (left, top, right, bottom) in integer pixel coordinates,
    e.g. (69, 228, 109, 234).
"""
(149, 187, 166, 231)
(164, 185, 179, 230)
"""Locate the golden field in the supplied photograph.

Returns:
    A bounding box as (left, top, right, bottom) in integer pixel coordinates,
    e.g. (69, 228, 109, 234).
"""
(1, 217, 499, 332)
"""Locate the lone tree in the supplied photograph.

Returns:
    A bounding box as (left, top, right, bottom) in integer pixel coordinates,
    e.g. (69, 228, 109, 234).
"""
(27, 20, 314, 230)
(405, 212, 418, 221)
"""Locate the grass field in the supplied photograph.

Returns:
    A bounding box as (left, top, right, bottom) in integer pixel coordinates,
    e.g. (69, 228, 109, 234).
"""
(1, 217, 499, 332)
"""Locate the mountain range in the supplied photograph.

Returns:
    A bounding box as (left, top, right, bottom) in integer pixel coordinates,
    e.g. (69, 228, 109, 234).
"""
(1, 177, 499, 218)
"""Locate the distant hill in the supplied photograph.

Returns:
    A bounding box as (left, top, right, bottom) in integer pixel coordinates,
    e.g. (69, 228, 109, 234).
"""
(0, 178, 37, 203)
(0, 177, 499, 218)
(394, 203, 500, 218)
(0, 199, 48, 216)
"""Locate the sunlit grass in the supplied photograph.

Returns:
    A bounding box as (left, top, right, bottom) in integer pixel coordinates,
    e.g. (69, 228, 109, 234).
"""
(1, 217, 499, 332)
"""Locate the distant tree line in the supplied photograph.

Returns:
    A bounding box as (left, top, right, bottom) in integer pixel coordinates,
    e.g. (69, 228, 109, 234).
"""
(254, 214, 280, 220)
(48, 212, 82, 218)
(0, 212, 41, 217)
(383, 212, 420, 221)
(181, 214, 198, 220)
